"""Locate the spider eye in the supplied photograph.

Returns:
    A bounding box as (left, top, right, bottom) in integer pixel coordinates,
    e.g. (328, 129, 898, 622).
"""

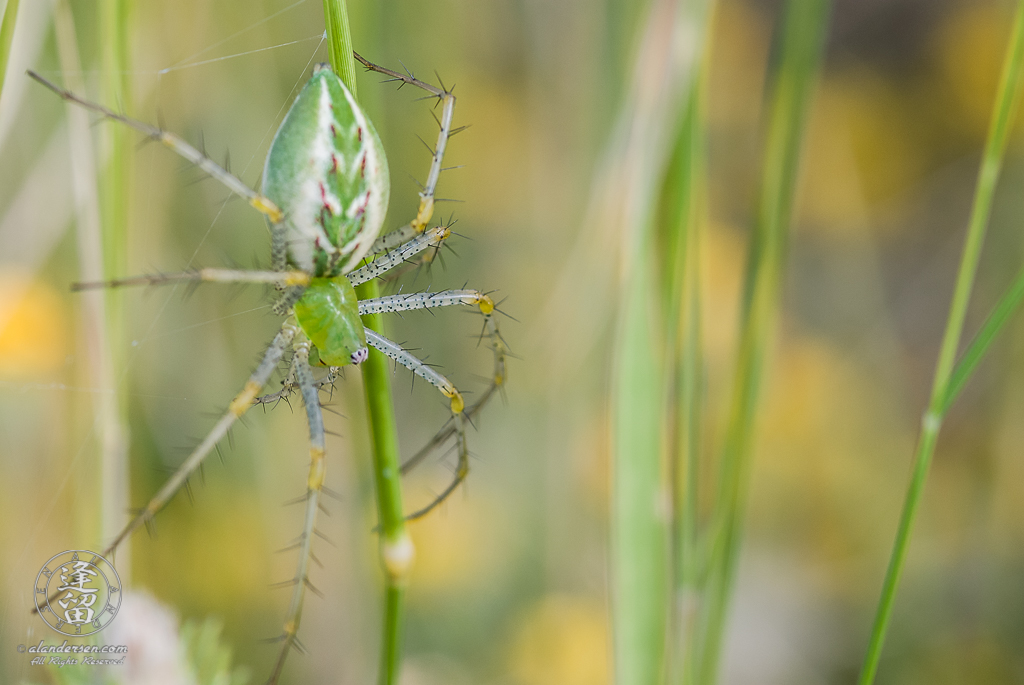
(351, 347, 369, 365)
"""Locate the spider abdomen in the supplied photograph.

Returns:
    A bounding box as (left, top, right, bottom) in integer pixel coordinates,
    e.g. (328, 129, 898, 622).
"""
(264, 66, 390, 278)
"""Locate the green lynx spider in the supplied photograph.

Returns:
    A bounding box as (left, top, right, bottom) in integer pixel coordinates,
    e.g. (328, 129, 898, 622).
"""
(28, 53, 506, 682)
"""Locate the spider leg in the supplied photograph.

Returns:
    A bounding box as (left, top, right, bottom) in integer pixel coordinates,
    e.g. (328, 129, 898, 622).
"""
(270, 216, 288, 273)
(71, 267, 310, 291)
(353, 53, 456, 255)
(268, 338, 328, 685)
(271, 286, 309, 316)
(358, 289, 492, 316)
(363, 329, 468, 520)
(255, 366, 341, 406)
(364, 294, 505, 476)
(27, 71, 287, 226)
(32, 72, 305, 322)
(72, 266, 307, 316)
(357, 290, 506, 475)
(100, 321, 298, 559)
(347, 225, 451, 286)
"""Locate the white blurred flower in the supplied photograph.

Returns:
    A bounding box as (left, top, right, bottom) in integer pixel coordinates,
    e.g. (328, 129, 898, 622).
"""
(104, 590, 196, 685)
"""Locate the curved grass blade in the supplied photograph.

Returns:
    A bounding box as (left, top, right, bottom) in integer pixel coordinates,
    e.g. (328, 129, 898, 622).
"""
(942, 264, 1024, 414)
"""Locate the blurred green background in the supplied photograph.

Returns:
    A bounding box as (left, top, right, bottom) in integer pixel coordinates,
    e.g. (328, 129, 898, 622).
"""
(3, 0, 1024, 683)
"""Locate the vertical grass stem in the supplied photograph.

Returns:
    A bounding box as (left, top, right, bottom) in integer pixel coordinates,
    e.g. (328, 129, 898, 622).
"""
(321, 2, 410, 683)
(659, 75, 706, 685)
(98, 0, 132, 576)
(696, 1, 829, 681)
(857, 3, 1024, 683)
(609, 2, 713, 683)
(0, 0, 21, 103)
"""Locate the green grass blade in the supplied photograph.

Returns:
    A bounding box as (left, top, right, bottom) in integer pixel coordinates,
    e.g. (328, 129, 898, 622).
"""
(358, 323, 408, 685)
(659, 76, 706, 685)
(0, 0, 21, 103)
(612, 264, 670, 685)
(98, 0, 132, 573)
(53, 0, 127, 561)
(858, 3, 1024, 683)
(321, 3, 409, 683)
(943, 264, 1024, 413)
(696, 1, 829, 682)
(322, 0, 358, 98)
(609, 3, 714, 683)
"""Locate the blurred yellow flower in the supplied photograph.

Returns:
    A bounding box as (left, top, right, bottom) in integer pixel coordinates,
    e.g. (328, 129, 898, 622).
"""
(138, 497, 269, 612)
(753, 333, 914, 591)
(507, 594, 608, 685)
(801, 70, 926, 229)
(700, 221, 743, 369)
(934, 3, 1016, 144)
(0, 271, 68, 377)
(707, 1, 771, 130)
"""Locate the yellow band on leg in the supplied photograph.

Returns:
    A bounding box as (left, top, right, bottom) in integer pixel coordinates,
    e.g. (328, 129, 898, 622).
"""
(229, 380, 262, 416)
